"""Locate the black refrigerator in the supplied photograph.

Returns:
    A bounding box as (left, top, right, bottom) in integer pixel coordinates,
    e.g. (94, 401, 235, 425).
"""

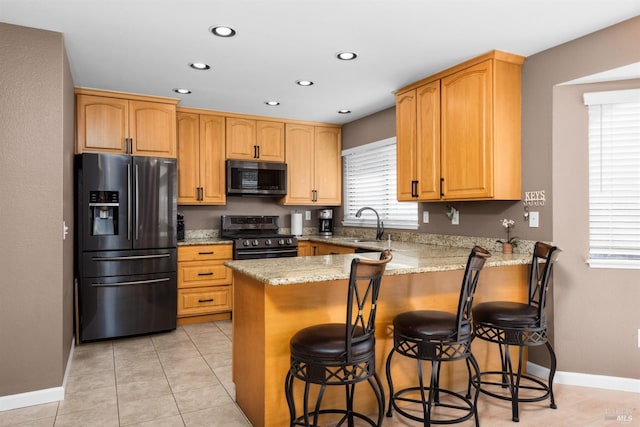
(75, 153, 177, 342)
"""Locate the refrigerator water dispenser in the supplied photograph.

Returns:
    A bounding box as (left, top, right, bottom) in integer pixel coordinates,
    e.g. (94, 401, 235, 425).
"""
(89, 190, 119, 236)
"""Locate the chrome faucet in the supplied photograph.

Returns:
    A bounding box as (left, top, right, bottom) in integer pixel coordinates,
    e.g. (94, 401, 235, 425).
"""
(355, 207, 384, 240)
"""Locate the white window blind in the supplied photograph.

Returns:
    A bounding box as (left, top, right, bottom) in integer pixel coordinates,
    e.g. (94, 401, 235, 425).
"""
(585, 89, 640, 269)
(342, 137, 418, 230)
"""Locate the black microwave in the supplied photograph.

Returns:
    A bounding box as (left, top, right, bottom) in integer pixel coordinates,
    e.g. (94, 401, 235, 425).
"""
(226, 160, 287, 197)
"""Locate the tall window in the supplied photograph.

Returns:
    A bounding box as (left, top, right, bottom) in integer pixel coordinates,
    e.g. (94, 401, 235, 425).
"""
(585, 89, 640, 269)
(342, 137, 418, 230)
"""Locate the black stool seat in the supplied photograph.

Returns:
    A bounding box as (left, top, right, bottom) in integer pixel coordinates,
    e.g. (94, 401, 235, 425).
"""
(472, 242, 561, 422)
(285, 250, 393, 427)
(386, 246, 490, 427)
(473, 302, 539, 329)
(290, 324, 372, 363)
(394, 311, 472, 342)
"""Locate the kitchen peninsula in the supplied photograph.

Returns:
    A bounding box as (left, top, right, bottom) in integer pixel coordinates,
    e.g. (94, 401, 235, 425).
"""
(226, 242, 531, 427)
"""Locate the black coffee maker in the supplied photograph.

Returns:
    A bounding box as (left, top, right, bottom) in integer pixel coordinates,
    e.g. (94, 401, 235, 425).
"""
(319, 209, 333, 236)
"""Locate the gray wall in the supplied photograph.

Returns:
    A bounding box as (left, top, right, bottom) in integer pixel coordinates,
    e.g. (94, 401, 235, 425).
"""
(0, 23, 75, 397)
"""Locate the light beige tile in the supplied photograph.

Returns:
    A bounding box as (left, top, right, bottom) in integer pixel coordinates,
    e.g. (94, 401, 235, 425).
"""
(115, 378, 172, 402)
(201, 350, 232, 369)
(181, 402, 251, 427)
(118, 394, 179, 426)
(73, 340, 113, 355)
(67, 350, 114, 377)
(126, 415, 185, 427)
(161, 356, 211, 378)
(53, 403, 119, 427)
(115, 353, 165, 385)
(152, 328, 192, 350)
(173, 383, 233, 414)
(0, 402, 58, 427)
(58, 384, 117, 415)
(65, 369, 115, 394)
(155, 342, 200, 364)
(113, 336, 155, 357)
(5, 417, 55, 427)
(165, 369, 220, 394)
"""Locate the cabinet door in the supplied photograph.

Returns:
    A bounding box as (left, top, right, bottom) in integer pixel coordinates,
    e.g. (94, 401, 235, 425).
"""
(226, 117, 256, 159)
(396, 90, 417, 201)
(441, 60, 493, 199)
(297, 242, 313, 257)
(76, 95, 128, 154)
(416, 81, 441, 200)
(316, 243, 355, 255)
(200, 114, 227, 204)
(129, 101, 177, 158)
(256, 121, 285, 162)
(177, 112, 201, 203)
(314, 127, 342, 205)
(283, 124, 315, 204)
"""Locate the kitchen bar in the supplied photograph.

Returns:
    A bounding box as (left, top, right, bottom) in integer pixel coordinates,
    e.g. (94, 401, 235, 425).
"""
(226, 245, 531, 427)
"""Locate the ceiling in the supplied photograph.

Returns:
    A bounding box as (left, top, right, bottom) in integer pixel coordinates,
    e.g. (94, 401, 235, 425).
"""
(2, 0, 639, 125)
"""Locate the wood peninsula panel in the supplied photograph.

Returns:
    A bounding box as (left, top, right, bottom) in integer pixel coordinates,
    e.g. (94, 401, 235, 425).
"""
(232, 264, 528, 427)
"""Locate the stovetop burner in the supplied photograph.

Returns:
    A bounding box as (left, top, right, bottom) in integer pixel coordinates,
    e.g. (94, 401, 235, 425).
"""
(221, 215, 298, 259)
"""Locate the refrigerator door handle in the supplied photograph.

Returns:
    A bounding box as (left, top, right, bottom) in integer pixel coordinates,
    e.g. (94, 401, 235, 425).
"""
(91, 254, 172, 261)
(127, 162, 132, 241)
(135, 164, 139, 241)
(91, 277, 171, 287)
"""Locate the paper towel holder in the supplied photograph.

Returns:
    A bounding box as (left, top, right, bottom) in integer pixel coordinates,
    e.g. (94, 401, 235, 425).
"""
(291, 211, 303, 237)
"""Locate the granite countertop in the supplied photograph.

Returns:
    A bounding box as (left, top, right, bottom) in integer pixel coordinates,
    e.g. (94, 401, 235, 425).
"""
(225, 241, 530, 286)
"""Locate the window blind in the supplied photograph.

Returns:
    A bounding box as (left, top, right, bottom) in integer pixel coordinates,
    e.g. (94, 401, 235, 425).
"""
(342, 137, 418, 230)
(585, 89, 640, 268)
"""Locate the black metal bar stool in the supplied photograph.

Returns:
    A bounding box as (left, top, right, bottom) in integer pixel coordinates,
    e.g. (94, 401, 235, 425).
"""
(385, 246, 491, 426)
(284, 250, 393, 427)
(472, 241, 561, 422)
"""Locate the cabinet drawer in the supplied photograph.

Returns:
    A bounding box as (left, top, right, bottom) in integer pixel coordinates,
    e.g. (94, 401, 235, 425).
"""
(178, 261, 230, 287)
(178, 286, 231, 316)
(178, 244, 232, 262)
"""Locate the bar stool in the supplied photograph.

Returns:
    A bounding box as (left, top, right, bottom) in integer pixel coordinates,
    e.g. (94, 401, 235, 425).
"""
(284, 250, 393, 427)
(385, 246, 491, 426)
(472, 242, 561, 422)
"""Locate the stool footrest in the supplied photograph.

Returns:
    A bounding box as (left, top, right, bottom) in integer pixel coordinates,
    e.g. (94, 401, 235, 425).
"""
(388, 386, 476, 425)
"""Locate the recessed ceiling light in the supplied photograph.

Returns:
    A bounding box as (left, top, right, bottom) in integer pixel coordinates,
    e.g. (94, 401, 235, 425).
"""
(338, 109, 351, 114)
(296, 80, 314, 86)
(210, 26, 236, 37)
(173, 88, 192, 94)
(265, 101, 280, 106)
(336, 51, 358, 61)
(189, 62, 210, 70)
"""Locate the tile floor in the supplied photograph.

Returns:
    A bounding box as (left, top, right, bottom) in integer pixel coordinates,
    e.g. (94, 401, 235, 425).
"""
(0, 320, 638, 426)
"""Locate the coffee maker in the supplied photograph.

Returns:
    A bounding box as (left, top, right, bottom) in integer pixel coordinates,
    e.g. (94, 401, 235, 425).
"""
(318, 209, 333, 236)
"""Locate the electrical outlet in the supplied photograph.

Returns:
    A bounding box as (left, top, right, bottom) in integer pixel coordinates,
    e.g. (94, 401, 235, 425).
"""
(529, 211, 539, 228)
(305, 211, 311, 221)
(451, 210, 459, 225)
(423, 211, 429, 223)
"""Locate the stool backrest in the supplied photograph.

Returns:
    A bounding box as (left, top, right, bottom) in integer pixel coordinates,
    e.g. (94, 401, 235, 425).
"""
(456, 246, 491, 341)
(528, 242, 561, 326)
(345, 250, 393, 362)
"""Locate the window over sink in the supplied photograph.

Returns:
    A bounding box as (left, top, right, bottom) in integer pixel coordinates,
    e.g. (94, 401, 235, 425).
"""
(342, 137, 418, 230)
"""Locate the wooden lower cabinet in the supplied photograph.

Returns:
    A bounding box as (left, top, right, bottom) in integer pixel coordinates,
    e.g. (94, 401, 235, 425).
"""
(177, 244, 232, 324)
(315, 242, 355, 255)
(297, 241, 314, 256)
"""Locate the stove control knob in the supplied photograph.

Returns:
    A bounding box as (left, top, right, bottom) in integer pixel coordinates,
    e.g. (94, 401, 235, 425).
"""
(252, 239, 259, 246)
(242, 240, 250, 247)
(278, 239, 285, 245)
(265, 239, 272, 246)
(286, 238, 293, 245)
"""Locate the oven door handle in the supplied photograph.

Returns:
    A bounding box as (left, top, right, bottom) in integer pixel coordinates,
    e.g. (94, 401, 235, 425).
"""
(235, 248, 297, 257)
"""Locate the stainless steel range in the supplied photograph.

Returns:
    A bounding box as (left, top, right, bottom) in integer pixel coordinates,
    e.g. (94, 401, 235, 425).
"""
(221, 215, 298, 260)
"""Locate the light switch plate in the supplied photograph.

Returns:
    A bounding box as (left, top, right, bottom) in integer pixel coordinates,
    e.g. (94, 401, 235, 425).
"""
(529, 211, 539, 228)
(305, 211, 311, 221)
(423, 211, 429, 223)
(451, 210, 459, 225)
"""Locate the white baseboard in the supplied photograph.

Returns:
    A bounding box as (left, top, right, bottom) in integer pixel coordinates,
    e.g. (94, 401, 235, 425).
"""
(0, 337, 75, 412)
(528, 362, 640, 394)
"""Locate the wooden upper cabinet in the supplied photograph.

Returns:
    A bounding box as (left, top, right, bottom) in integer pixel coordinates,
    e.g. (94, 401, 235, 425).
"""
(281, 124, 341, 206)
(395, 50, 523, 201)
(75, 89, 178, 157)
(396, 82, 441, 201)
(76, 95, 128, 153)
(177, 110, 226, 205)
(314, 126, 342, 205)
(129, 101, 177, 157)
(226, 117, 284, 162)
